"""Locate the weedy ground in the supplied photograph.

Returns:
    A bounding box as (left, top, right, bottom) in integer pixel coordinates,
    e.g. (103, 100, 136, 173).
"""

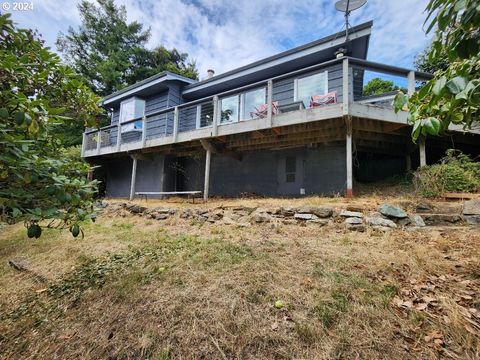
(0, 196, 478, 359)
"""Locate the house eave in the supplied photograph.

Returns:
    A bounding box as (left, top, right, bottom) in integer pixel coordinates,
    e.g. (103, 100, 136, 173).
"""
(181, 21, 372, 98)
(102, 72, 197, 106)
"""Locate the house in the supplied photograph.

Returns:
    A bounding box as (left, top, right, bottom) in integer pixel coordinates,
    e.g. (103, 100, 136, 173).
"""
(82, 21, 480, 200)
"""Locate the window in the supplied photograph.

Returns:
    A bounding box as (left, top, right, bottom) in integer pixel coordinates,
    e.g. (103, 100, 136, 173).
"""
(220, 95, 239, 123)
(242, 88, 266, 120)
(295, 71, 328, 108)
(285, 156, 296, 183)
(119, 97, 145, 133)
(197, 102, 214, 128)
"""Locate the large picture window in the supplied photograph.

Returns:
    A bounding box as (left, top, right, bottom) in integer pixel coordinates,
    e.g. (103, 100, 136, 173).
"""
(119, 97, 145, 133)
(242, 88, 266, 120)
(295, 71, 328, 108)
(220, 95, 239, 123)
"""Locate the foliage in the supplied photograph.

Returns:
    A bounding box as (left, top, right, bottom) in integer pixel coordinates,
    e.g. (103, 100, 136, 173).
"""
(0, 13, 100, 237)
(394, 0, 480, 141)
(56, 0, 198, 97)
(414, 43, 450, 74)
(363, 78, 399, 96)
(413, 150, 480, 197)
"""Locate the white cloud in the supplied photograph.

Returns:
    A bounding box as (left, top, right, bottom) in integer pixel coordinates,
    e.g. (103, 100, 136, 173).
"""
(9, 0, 432, 78)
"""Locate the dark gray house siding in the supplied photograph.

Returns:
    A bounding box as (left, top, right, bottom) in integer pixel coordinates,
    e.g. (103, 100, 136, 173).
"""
(105, 154, 166, 197)
(272, 63, 353, 106)
(102, 145, 346, 198)
(171, 64, 352, 135)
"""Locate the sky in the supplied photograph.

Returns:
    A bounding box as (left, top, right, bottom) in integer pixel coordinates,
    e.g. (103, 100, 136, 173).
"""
(7, 0, 432, 80)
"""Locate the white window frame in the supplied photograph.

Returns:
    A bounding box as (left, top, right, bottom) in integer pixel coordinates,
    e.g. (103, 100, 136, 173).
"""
(294, 70, 329, 106)
(119, 97, 145, 133)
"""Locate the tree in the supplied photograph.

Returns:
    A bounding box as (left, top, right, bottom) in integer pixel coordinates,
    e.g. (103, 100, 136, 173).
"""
(394, 0, 480, 141)
(57, 0, 198, 97)
(414, 44, 449, 74)
(0, 14, 100, 238)
(363, 78, 399, 96)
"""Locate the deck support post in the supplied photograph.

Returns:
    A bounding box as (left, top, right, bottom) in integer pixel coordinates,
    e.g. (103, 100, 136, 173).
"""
(342, 58, 349, 115)
(96, 130, 101, 155)
(129, 156, 138, 201)
(405, 154, 412, 172)
(212, 95, 219, 137)
(345, 117, 353, 198)
(407, 71, 416, 96)
(203, 149, 211, 202)
(116, 123, 121, 152)
(419, 136, 427, 167)
(267, 79, 273, 126)
(81, 132, 87, 157)
(141, 116, 147, 148)
(173, 106, 179, 142)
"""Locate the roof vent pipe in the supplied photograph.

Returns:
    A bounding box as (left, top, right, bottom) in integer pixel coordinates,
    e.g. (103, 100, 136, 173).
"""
(207, 69, 215, 79)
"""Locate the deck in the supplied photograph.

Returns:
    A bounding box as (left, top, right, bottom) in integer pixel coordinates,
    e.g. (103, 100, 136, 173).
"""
(82, 57, 435, 159)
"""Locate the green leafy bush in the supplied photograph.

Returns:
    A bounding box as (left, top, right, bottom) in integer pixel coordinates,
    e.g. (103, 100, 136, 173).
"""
(414, 150, 480, 197)
(0, 14, 101, 238)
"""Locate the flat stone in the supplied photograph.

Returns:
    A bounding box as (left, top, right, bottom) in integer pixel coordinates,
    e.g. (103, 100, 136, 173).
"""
(180, 209, 193, 219)
(297, 206, 333, 218)
(396, 217, 411, 227)
(294, 213, 319, 221)
(346, 205, 363, 212)
(346, 224, 365, 232)
(221, 217, 238, 226)
(150, 207, 173, 214)
(251, 213, 272, 223)
(410, 214, 426, 227)
(378, 204, 408, 219)
(209, 210, 224, 221)
(463, 200, 480, 215)
(422, 214, 463, 226)
(465, 215, 480, 225)
(416, 203, 433, 213)
(277, 206, 298, 217)
(339, 210, 363, 218)
(365, 216, 397, 228)
(126, 204, 147, 214)
(345, 217, 363, 225)
(153, 214, 168, 220)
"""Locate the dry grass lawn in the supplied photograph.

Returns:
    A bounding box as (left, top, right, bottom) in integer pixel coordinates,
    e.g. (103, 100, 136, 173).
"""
(0, 197, 479, 359)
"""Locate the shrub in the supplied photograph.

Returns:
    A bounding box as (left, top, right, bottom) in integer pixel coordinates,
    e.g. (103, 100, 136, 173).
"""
(414, 150, 480, 197)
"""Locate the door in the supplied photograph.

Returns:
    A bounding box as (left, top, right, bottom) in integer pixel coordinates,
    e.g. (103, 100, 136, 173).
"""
(277, 153, 304, 196)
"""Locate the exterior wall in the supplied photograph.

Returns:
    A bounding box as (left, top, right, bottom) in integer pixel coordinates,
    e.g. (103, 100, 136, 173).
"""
(104, 157, 133, 198)
(164, 144, 347, 197)
(104, 155, 166, 198)
(173, 64, 351, 135)
(272, 63, 353, 105)
(109, 89, 176, 145)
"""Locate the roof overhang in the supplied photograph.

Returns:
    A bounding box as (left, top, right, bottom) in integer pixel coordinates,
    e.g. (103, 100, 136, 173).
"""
(182, 21, 372, 100)
(102, 72, 197, 107)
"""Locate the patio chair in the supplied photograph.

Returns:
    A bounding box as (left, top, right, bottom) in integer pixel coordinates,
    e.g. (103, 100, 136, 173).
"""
(250, 101, 278, 119)
(309, 91, 337, 108)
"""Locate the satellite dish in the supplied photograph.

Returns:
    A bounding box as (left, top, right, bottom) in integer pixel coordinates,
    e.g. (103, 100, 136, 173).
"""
(335, 0, 367, 41)
(335, 0, 367, 12)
